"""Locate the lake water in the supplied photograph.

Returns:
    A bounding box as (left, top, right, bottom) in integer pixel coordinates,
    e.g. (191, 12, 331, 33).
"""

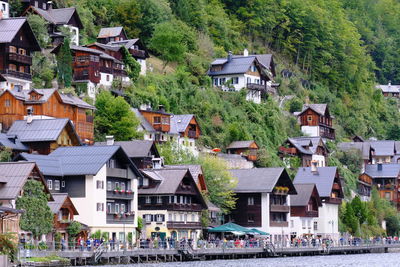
(92, 251, 400, 267)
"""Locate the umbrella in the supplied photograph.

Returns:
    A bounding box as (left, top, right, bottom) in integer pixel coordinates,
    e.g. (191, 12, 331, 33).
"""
(250, 228, 270, 235)
(208, 222, 254, 234)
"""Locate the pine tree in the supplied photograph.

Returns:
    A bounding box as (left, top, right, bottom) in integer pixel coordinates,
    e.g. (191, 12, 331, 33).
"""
(56, 39, 73, 88)
(121, 47, 141, 82)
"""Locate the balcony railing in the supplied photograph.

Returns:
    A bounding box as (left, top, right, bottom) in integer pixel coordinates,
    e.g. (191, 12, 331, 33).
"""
(8, 52, 32, 65)
(106, 190, 134, 200)
(269, 220, 289, 227)
(305, 210, 318, 217)
(270, 204, 290, 213)
(246, 83, 266, 91)
(1, 69, 32, 80)
(107, 167, 128, 179)
(113, 69, 128, 77)
(166, 221, 202, 229)
(278, 146, 297, 155)
(167, 203, 203, 212)
(325, 197, 342, 204)
(73, 74, 89, 81)
(99, 66, 113, 74)
(106, 213, 135, 224)
(130, 49, 147, 59)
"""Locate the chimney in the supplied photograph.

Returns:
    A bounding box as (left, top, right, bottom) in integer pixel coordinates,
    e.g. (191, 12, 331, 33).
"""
(106, 135, 114, 146)
(158, 105, 165, 113)
(47, 1, 53, 10)
(227, 51, 232, 62)
(311, 160, 318, 174)
(243, 48, 249, 57)
(377, 163, 383, 171)
(26, 107, 34, 124)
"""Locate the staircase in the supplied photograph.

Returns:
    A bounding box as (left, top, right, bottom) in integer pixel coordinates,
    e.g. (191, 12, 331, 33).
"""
(93, 243, 106, 263)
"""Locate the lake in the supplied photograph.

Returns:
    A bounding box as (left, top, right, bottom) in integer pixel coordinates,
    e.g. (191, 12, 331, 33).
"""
(92, 251, 400, 267)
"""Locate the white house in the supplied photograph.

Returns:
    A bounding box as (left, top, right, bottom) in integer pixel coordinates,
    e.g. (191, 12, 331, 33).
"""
(293, 165, 344, 241)
(228, 168, 297, 246)
(207, 50, 277, 104)
(20, 145, 142, 243)
(0, 1, 9, 18)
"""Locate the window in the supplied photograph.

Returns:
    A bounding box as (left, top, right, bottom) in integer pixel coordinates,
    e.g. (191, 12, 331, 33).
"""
(119, 232, 125, 242)
(313, 221, 318, 231)
(96, 203, 104, 211)
(106, 75, 110, 81)
(42, 2, 46, 9)
(61, 181, 65, 188)
(220, 78, 226, 85)
(214, 78, 218, 86)
(248, 197, 255, 205)
(107, 181, 112, 191)
(156, 214, 164, 222)
(290, 220, 294, 228)
(9, 46, 16, 53)
(247, 77, 251, 84)
(18, 48, 26, 55)
(232, 77, 239, 84)
(115, 204, 120, 213)
(192, 214, 195, 222)
(108, 159, 116, 168)
(35, 1, 38, 7)
(307, 116, 313, 122)
(121, 204, 125, 213)
(107, 203, 112, 213)
(144, 214, 152, 222)
(54, 180, 60, 191)
(96, 180, 104, 189)
(145, 196, 151, 204)
(47, 180, 53, 190)
(5, 99, 10, 107)
(157, 196, 162, 204)
(248, 214, 255, 223)
(121, 182, 125, 191)
(169, 213, 173, 221)
(115, 182, 119, 190)
(302, 219, 306, 229)
(385, 192, 391, 200)
(154, 117, 161, 124)
(143, 178, 149, 187)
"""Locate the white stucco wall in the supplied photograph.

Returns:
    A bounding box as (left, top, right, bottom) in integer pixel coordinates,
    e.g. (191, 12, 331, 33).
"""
(312, 154, 326, 167)
(137, 58, 147, 75)
(0, 1, 10, 18)
(290, 216, 318, 237)
(100, 73, 113, 87)
(301, 126, 320, 137)
(0, 76, 31, 91)
(64, 25, 79, 46)
(317, 203, 339, 240)
(372, 156, 392, 164)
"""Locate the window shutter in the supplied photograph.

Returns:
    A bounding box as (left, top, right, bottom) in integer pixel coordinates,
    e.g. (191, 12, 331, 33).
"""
(151, 215, 154, 222)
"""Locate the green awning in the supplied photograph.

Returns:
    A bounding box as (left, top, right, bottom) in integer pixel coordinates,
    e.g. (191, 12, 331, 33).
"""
(250, 228, 269, 235)
(208, 222, 254, 234)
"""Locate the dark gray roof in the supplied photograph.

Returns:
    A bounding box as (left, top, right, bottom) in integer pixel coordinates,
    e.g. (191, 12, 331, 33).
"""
(47, 193, 68, 213)
(227, 141, 257, 150)
(364, 164, 400, 178)
(301, 104, 327, 116)
(396, 142, 400, 155)
(293, 167, 337, 198)
(0, 17, 41, 50)
(229, 168, 286, 193)
(165, 164, 203, 185)
(287, 136, 326, 155)
(0, 162, 38, 200)
(0, 133, 28, 151)
(337, 142, 371, 160)
(170, 114, 195, 134)
(71, 45, 122, 63)
(31, 7, 81, 27)
(0, 206, 24, 214)
(376, 84, 400, 93)
(370, 141, 395, 156)
(89, 42, 122, 52)
(290, 183, 317, 206)
(139, 169, 189, 194)
(254, 54, 272, 69)
(208, 56, 257, 76)
(95, 140, 159, 158)
(98, 27, 124, 38)
(108, 39, 139, 49)
(7, 118, 73, 142)
(18, 153, 62, 176)
(132, 108, 156, 132)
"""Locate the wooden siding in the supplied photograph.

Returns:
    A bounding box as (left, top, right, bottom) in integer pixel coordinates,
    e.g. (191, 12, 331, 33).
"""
(182, 117, 201, 139)
(228, 193, 262, 227)
(140, 110, 171, 132)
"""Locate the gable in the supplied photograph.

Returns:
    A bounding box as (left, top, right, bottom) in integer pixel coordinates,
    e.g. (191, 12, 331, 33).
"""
(11, 20, 41, 51)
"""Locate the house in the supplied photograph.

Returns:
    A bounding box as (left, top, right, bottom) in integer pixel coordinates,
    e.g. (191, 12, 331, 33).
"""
(361, 164, 400, 209)
(165, 164, 208, 193)
(19, 0, 50, 13)
(6, 118, 81, 154)
(290, 184, 322, 239)
(293, 165, 343, 240)
(207, 50, 277, 104)
(97, 27, 127, 44)
(0, 88, 95, 143)
(226, 140, 259, 162)
(227, 168, 297, 245)
(297, 104, 335, 140)
(358, 171, 372, 202)
(279, 137, 329, 167)
(133, 106, 201, 154)
(217, 153, 254, 169)
(51, 45, 129, 99)
(376, 83, 400, 98)
(0, 0, 9, 18)
(0, 17, 41, 91)
(0, 132, 29, 156)
(47, 193, 84, 241)
(138, 168, 208, 241)
(19, 145, 142, 242)
(0, 161, 51, 234)
(23, 3, 83, 46)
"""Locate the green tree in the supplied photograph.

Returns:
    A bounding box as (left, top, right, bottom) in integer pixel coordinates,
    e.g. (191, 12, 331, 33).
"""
(94, 91, 142, 141)
(16, 180, 53, 242)
(56, 39, 73, 88)
(351, 196, 367, 225)
(121, 47, 141, 81)
(66, 221, 81, 239)
(113, 0, 142, 38)
(0, 148, 12, 162)
(8, 0, 23, 17)
(27, 14, 49, 48)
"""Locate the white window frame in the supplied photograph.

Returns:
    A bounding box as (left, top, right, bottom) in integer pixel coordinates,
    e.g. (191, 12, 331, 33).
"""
(248, 197, 255, 205)
(121, 204, 125, 213)
(121, 182, 125, 191)
(107, 181, 112, 191)
(107, 203, 112, 213)
(157, 196, 162, 204)
(54, 180, 60, 191)
(61, 181, 65, 188)
(115, 204, 120, 213)
(47, 180, 53, 190)
(145, 196, 151, 204)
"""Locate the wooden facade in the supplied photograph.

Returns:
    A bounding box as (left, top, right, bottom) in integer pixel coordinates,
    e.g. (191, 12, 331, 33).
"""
(290, 186, 321, 218)
(299, 108, 335, 140)
(227, 193, 262, 227)
(358, 173, 372, 199)
(279, 138, 328, 167)
(0, 90, 94, 142)
(182, 116, 201, 139)
(140, 109, 171, 133)
(97, 30, 128, 44)
(227, 141, 259, 161)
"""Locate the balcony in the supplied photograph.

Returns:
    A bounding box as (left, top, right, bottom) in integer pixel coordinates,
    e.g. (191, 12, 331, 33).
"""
(130, 49, 147, 59)
(269, 220, 289, 227)
(325, 197, 342, 204)
(107, 167, 128, 179)
(113, 69, 128, 77)
(107, 190, 134, 200)
(73, 74, 89, 81)
(247, 83, 266, 91)
(332, 183, 341, 190)
(188, 130, 197, 139)
(305, 210, 318, 217)
(1, 69, 31, 80)
(278, 146, 297, 155)
(8, 53, 32, 65)
(106, 213, 135, 224)
(166, 221, 202, 229)
(270, 204, 290, 213)
(167, 203, 203, 212)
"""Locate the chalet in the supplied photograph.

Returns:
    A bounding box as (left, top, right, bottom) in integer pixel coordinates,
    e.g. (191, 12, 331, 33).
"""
(0, 88, 95, 143)
(6, 118, 80, 154)
(376, 83, 400, 98)
(97, 27, 127, 44)
(361, 164, 400, 210)
(138, 168, 208, 241)
(208, 50, 277, 104)
(0, 162, 51, 234)
(226, 140, 259, 162)
(297, 104, 335, 140)
(0, 17, 41, 91)
(47, 193, 83, 241)
(279, 137, 328, 167)
(293, 165, 343, 240)
(23, 3, 83, 46)
(228, 168, 297, 244)
(52, 45, 129, 99)
(290, 184, 322, 239)
(19, 145, 142, 242)
(133, 106, 201, 154)
(337, 141, 371, 173)
(165, 164, 208, 193)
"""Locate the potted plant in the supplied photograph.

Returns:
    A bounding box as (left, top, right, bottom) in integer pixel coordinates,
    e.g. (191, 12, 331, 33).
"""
(114, 186, 121, 193)
(282, 187, 289, 193)
(120, 189, 125, 193)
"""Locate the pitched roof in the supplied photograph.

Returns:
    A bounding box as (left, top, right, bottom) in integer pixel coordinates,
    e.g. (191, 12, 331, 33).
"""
(164, 164, 203, 185)
(132, 108, 155, 132)
(290, 183, 320, 206)
(300, 104, 328, 116)
(287, 136, 326, 155)
(0, 162, 43, 200)
(370, 141, 396, 156)
(208, 56, 257, 76)
(254, 54, 273, 69)
(0, 18, 41, 50)
(364, 164, 400, 178)
(98, 27, 124, 38)
(227, 140, 257, 150)
(170, 114, 195, 134)
(293, 167, 338, 198)
(30, 7, 83, 28)
(94, 140, 159, 158)
(70, 45, 122, 63)
(108, 39, 139, 49)
(139, 169, 190, 194)
(7, 118, 79, 143)
(376, 84, 400, 93)
(0, 133, 29, 151)
(47, 193, 78, 214)
(229, 168, 294, 193)
(337, 142, 371, 160)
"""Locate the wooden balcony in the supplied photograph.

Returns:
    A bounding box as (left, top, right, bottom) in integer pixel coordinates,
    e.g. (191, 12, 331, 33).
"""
(270, 204, 290, 213)
(99, 66, 113, 74)
(106, 167, 128, 179)
(114, 69, 128, 77)
(166, 221, 202, 229)
(73, 74, 89, 81)
(269, 220, 288, 227)
(8, 52, 32, 65)
(246, 83, 266, 91)
(278, 146, 297, 155)
(325, 197, 342, 205)
(1, 69, 31, 80)
(130, 49, 147, 59)
(106, 213, 135, 224)
(106, 190, 134, 200)
(139, 203, 203, 212)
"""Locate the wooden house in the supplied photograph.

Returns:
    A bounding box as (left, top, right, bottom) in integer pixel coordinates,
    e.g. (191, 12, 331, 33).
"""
(376, 83, 400, 98)
(7, 118, 81, 155)
(297, 104, 335, 140)
(279, 137, 328, 167)
(97, 27, 127, 44)
(226, 140, 259, 161)
(0, 88, 95, 143)
(0, 17, 41, 91)
(358, 172, 372, 201)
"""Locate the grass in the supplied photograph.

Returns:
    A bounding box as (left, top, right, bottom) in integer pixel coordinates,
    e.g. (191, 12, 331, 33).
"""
(26, 255, 70, 263)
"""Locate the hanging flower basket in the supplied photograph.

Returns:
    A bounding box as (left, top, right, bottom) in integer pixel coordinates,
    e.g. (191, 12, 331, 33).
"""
(119, 189, 125, 193)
